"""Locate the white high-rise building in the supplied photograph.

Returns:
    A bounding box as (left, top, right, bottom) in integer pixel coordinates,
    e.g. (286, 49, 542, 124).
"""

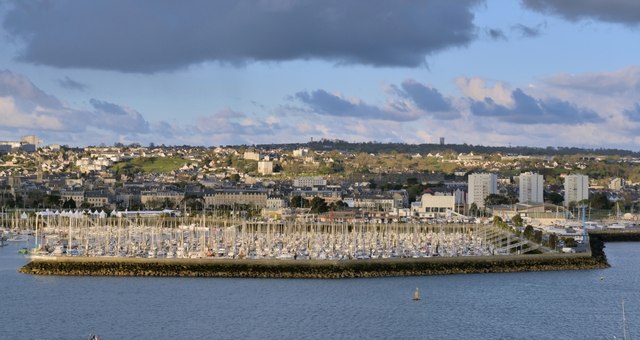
(564, 174, 589, 206)
(519, 172, 544, 204)
(467, 173, 497, 208)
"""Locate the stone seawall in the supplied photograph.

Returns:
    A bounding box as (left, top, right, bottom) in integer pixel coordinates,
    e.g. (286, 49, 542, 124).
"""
(19, 253, 606, 278)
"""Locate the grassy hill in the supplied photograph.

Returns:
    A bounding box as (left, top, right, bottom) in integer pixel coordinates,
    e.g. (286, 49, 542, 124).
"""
(110, 157, 188, 174)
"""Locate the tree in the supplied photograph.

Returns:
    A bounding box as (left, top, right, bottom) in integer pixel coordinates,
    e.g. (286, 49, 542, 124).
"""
(469, 202, 478, 217)
(290, 195, 309, 208)
(511, 214, 524, 227)
(229, 174, 241, 183)
(590, 192, 611, 210)
(523, 225, 534, 240)
(309, 197, 329, 214)
(545, 192, 564, 205)
(46, 194, 62, 208)
(563, 237, 577, 248)
(329, 200, 348, 211)
(484, 194, 510, 207)
(62, 198, 76, 209)
(533, 230, 543, 244)
(367, 179, 377, 189)
(547, 233, 558, 250)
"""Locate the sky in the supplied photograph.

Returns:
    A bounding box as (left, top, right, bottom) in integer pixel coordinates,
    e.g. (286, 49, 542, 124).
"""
(1, 0, 640, 149)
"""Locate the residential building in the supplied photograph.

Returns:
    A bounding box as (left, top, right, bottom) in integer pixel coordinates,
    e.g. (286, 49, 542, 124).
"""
(257, 161, 273, 175)
(140, 190, 184, 208)
(293, 176, 327, 188)
(204, 189, 269, 208)
(411, 193, 455, 218)
(243, 151, 261, 161)
(519, 172, 544, 204)
(467, 173, 497, 208)
(564, 174, 589, 206)
(61, 190, 84, 205)
(609, 177, 625, 191)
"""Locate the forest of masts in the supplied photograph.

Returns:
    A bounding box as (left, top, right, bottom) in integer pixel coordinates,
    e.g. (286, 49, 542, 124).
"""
(1, 211, 523, 260)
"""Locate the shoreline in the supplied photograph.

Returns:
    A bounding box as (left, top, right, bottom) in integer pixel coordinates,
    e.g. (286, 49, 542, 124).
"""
(18, 231, 628, 278)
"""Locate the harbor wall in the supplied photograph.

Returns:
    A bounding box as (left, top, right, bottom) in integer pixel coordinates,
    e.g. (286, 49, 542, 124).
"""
(19, 252, 607, 278)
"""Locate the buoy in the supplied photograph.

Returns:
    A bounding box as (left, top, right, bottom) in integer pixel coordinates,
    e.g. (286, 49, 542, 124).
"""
(413, 287, 420, 301)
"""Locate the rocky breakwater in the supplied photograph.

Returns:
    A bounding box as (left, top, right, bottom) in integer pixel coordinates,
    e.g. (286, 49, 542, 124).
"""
(19, 251, 608, 279)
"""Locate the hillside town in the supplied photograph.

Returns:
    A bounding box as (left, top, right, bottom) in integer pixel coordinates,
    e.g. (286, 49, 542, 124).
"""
(2, 136, 639, 239)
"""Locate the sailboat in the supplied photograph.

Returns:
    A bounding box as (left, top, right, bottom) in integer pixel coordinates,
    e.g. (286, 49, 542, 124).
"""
(413, 288, 420, 301)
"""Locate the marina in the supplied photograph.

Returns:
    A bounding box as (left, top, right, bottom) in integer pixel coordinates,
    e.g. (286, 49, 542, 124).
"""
(1, 210, 548, 261)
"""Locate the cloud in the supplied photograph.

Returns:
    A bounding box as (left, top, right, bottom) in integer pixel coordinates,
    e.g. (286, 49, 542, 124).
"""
(522, 0, 640, 26)
(469, 88, 603, 124)
(511, 22, 546, 38)
(398, 79, 452, 112)
(624, 103, 640, 121)
(0, 70, 151, 138)
(294, 89, 420, 121)
(485, 28, 507, 40)
(89, 99, 150, 133)
(455, 77, 514, 106)
(0, 69, 64, 109)
(294, 78, 462, 121)
(58, 76, 87, 91)
(544, 66, 640, 94)
(2, 0, 482, 72)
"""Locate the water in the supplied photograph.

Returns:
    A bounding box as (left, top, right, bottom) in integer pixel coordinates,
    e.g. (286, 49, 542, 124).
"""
(1, 240, 638, 340)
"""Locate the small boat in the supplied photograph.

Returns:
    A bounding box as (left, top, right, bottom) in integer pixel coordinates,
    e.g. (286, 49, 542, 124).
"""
(413, 288, 420, 301)
(18, 247, 29, 255)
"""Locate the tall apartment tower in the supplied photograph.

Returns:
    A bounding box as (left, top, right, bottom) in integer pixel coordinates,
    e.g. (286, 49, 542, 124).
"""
(519, 172, 544, 204)
(564, 174, 589, 206)
(467, 173, 497, 208)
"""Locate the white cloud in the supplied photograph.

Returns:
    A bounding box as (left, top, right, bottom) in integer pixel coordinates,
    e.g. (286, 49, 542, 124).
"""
(455, 77, 514, 107)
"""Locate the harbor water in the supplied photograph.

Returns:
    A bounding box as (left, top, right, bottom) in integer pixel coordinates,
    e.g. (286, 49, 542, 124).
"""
(1, 240, 638, 339)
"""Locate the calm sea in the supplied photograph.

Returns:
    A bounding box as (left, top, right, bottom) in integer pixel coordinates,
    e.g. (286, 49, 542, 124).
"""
(0, 240, 637, 340)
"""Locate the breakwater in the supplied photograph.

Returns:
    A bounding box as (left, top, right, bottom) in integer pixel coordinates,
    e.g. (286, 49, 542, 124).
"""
(19, 252, 607, 278)
(588, 230, 640, 242)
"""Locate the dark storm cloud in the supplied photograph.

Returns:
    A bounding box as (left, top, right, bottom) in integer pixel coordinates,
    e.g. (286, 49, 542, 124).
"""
(522, 0, 640, 25)
(2, 0, 482, 73)
(469, 88, 603, 124)
(58, 76, 87, 91)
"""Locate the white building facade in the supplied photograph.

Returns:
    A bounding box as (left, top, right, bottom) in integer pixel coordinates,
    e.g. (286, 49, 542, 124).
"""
(411, 193, 455, 218)
(467, 173, 497, 208)
(564, 174, 589, 206)
(519, 172, 544, 204)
